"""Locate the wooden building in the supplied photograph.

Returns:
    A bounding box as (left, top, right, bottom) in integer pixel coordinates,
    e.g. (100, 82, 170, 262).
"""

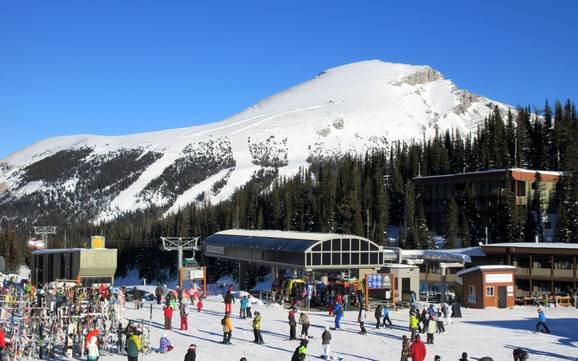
(457, 265, 516, 309)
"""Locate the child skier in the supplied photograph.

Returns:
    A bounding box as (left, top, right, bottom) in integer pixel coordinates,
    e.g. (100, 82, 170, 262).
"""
(321, 327, 331, 360)
(197, 297, 204, 312)
(159, 333, 173, 353)
(252, 311, 264, 344)
(179, 302, 189, 331)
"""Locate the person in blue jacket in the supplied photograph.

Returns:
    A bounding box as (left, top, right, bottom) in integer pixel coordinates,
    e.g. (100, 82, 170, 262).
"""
(382, 306, 393, 328)
(333, 301, 342, 329)
(535, 308, 551, 333)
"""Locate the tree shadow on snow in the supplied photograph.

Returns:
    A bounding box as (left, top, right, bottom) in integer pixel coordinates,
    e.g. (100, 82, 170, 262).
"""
(464, 318, 578, 348)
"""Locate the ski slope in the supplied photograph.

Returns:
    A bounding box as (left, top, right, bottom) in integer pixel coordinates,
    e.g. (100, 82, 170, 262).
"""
(96, 298, 577, 361)
(0, 60, 511, 223)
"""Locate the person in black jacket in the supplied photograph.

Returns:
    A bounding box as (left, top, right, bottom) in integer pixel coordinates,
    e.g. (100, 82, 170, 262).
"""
(374, 305, 383, 329)
(321, 327, 331, 360)
(184, 344, 196, 361)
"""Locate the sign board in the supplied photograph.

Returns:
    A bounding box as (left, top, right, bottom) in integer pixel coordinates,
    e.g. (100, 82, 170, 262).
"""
(205, 245, 224, 255)
(189, 269, 205, 280)
(485, 273, 513, 284)
(90, 236, 106, 249)
(366, 274, 391, 289)
(507, 285, 514, 293)
(468, 294, 477, 304)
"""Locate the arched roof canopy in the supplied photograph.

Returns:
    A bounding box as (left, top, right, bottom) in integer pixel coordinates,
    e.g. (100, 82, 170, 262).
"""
(203, 229, 385, 270)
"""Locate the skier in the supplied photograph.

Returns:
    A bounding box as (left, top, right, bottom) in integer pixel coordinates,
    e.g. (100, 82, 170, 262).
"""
(252, 311, 264, 344)
(443, 302, 452, 325)
(291, 338, 308, 361)
(0, 326, 6, 361)
(459, 352, 469, 361)
(409, 311, 419, 341)
(400, 334, 410, 361)
(434, 356, 441, 361)
(321, 327, 331, 360)
(333, 300, 343, 329)
(426, 314, 437, 344)
(299, 311, 310, 338)
(197, 297, 204, 312)
(221, 313, 233, 344)
(164, 304, 173, 330)
(358, 305, 367, 335)
(375, 304, 383, 328)
(382, 306, 393, 328)
(159, 333, 173, 353)
(133, 287, 142, 310)
(536, 308, 551, 333)
(224, 287, 235, 314)
(179, 302, 189, 331)
(288, 308, 297, 340)
(240, 296, 249, 319)
(126, 331, 141, 361)
(184, 344, 197, 361)
(87, 336, 100, 361)
(409, 334, 426, 361)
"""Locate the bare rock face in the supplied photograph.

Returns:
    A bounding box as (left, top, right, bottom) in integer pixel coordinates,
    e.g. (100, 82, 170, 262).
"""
(452, 90, 484, 115)
(332, 118, 345, 129)
(397, 67, 443, 86)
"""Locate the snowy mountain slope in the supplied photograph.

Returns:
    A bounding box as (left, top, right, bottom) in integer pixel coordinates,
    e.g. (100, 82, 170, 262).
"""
(0, 60, 510, 224)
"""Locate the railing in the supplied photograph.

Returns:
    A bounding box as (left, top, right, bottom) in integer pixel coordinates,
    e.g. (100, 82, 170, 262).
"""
(553, 269, 574, 278)
(516, 267, 530, 276)
(532, 268, 552, 277)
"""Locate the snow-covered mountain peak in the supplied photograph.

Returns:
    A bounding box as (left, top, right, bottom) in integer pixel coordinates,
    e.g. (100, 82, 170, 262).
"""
(0, 60, 510, 224)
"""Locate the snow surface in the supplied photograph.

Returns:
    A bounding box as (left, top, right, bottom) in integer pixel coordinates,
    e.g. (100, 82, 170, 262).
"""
(90, 299, 577, 361)
(0, 60, 511, 223)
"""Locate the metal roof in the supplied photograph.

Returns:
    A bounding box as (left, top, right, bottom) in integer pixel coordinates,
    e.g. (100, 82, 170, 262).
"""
(456, 265, 517, 277)
(482, 242, 578, 250)
(401, 249, 472, 263)
(205, 232, 316, 253)
(215, 229, 367, 242)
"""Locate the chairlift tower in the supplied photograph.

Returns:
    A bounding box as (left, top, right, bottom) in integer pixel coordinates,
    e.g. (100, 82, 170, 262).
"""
(161, 237, 200, 270)
(34, 226, 56, 248)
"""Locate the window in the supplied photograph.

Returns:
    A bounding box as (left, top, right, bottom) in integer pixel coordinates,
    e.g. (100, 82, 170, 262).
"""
(468, 285, 476, 296)
(486, 286, 495, 297)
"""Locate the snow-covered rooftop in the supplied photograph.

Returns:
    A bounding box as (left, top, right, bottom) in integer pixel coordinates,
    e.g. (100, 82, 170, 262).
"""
(413, 168, 564, 180)
(216, 229, 371, 242)
(482, 242, 578, 250)
(31, 248, 116, 255)
(456, 265, 517, 277)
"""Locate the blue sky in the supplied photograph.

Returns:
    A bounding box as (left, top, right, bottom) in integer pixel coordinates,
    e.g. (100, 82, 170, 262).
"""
(1, 1, 577, 158)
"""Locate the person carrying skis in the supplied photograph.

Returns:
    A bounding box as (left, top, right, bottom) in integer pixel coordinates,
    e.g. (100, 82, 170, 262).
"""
(299, 312, 310, 338)
(375, 304, 383, 329)
(291, 338, 308, 361)
(184, 344, 197, 361)
(240, 295, 249, 319)
(536, 308, 551, 333)
(400, 334, 410, 361)
(221, 313, 233, 344)
(288, 308, 297, 340)
(179, 302, 189, 331)
(321, 327, 332, 360)
(252, 311, 264, 344)
(409, 334, 426, 361)
(164, 304, 173, 330)
(358, 305, 368, 335)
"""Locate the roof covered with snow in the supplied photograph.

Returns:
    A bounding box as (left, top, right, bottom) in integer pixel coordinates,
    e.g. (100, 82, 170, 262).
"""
(31, 248, 116, 255)
(456, 265, 517, 277)
(482, 242, 578, 250)
(413, 168, 564, 180)
(401, 249, 472, 263)
(215, 229, 371, 242)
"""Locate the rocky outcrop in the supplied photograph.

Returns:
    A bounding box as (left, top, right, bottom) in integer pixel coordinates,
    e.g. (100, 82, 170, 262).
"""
(396, 67, 443, 86)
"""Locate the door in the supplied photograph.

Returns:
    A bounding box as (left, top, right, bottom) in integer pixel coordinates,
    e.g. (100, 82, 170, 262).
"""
(402, 278, 411, 302)
(498, 286, 507, 308)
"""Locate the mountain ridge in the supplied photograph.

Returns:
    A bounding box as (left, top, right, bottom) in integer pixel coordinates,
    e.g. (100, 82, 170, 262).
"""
(0, 60, 511, 224)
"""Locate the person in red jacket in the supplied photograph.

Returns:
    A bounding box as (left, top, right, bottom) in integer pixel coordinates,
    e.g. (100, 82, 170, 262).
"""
(0, 327, 7, 350)
(409, 334, 427, 361)
(163, 305, 173, 330)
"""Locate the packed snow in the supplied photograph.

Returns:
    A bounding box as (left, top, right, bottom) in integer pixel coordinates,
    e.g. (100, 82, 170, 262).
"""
(96, 298, 577, 361)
